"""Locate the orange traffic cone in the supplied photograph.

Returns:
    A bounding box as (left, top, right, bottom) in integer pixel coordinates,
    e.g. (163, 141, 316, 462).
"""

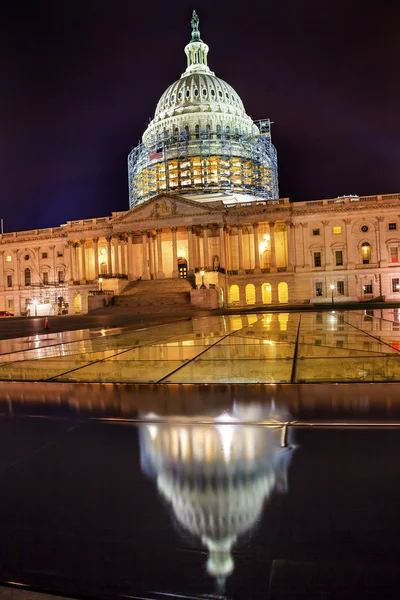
(44, 316, 49, 329)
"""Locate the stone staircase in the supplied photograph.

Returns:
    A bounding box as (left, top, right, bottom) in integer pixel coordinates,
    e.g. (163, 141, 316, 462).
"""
(91, 278, 195, 315)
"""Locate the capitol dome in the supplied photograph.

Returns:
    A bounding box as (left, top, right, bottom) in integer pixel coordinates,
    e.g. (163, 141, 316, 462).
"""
(128, 11, 278, 208)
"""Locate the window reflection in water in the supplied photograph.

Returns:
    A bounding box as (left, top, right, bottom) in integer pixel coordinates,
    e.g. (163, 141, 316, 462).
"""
(139, 403, 294, 586)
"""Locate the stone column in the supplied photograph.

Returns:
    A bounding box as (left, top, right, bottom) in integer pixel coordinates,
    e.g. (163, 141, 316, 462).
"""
(187, 226, 193, 273)
(322, 220, 331, 270)
(106, 236, 112, 274)
(113, 235, 120, 274)
(269, 222, 277, 272)
(156, 229, 165, 278)
(127, 233, 133, 280)
(68, 241, 74, 281)
(73, 243, 80, 281)
(120, 235, 126, 275)
(344, 219, 353, 269)
(288, 222, 295, 270)
(202, 225, 209, 269)
(377, 216, 387, 266)
(49, 245, 55, 283)
(80, 240, 87, 282)
(142, 231, 150, 280)
(218, 224, 226, 271)
(225, 227, 232, 271)
(171, 227, 179, 277)
(252, 222, 261, 272)
(238, 225, 245, 274)
(148, 233, 155, 279)
(93, 238, 99, 279)
(0, 251, 4, 291)
(301, 223, 309, 268)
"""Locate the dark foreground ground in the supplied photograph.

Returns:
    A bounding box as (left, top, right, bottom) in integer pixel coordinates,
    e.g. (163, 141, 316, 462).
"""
(0, 384, 399, 599)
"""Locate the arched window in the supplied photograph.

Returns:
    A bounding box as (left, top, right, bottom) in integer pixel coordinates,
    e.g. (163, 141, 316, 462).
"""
(206, 123, 210, 137)
(24, 268, 31, 286)
(229, 284, 239, 305)
(226, 125, 230, 139)
(73, 293, 82, 314)
(195, 124, 200, 139)
(278, 282, 289, 304)
(216, 124, 222, 139)
(262, 283, 272, 304)
(245, 284, 255, 305)
(184, 125, 190, 139)
(361, 242, 371, 264)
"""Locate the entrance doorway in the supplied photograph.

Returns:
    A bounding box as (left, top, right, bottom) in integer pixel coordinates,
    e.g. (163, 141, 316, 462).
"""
(178, 257, 187, 278)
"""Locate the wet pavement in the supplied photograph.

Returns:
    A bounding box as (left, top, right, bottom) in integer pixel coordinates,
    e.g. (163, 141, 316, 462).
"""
(0, 308, 400, 383)
(0, 387, 399, 599)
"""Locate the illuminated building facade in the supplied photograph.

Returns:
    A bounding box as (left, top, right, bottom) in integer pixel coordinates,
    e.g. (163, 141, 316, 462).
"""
(0, 13, 399, 315)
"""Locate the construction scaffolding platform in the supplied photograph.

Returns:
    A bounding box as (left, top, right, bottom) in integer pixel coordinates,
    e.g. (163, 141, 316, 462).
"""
(128, 119, 278, 208)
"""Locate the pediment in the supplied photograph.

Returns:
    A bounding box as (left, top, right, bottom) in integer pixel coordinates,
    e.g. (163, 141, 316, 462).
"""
(111, 193, 222, 226)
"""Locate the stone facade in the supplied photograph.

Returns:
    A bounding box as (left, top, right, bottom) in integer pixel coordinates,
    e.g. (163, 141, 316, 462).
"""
(1, 191, 400, 315)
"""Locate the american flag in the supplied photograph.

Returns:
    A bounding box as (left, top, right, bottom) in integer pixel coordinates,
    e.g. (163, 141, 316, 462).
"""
(149, 148, 163, 160)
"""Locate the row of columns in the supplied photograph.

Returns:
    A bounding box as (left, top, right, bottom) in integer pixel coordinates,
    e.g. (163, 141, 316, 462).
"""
(67, 221, 291, 283)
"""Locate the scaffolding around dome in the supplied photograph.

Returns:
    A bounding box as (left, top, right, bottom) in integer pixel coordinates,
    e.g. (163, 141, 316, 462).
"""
(128, 119, 279, 209)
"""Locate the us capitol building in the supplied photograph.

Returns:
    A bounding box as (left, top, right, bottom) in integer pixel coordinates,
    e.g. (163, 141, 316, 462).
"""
(1, 12, 400, 315)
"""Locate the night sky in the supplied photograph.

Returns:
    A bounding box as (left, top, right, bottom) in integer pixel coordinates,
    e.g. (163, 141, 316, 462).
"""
(1, 0, 399, 232)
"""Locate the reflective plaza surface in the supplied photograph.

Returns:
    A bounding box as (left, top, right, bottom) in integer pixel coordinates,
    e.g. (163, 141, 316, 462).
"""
(0, 308, 400, 383)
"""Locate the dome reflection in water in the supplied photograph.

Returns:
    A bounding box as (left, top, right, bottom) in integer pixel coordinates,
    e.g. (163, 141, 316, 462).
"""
(139, 403, 294, 586)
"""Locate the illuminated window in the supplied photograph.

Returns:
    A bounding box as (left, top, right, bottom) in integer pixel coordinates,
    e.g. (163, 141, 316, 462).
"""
(229, 284, 239, 305)
(390, 246, 399, 263)
(361, 242, 371, 264)
(5, 255, 11, 262)
(262, 283, 272, 304)
(278, 282, 289, 304)
(312, 228, 320, 236)
(337, 281, 345, 295)
(335, 250, 343, 266)
(333, 226, 342, 235)
(313, 252, 321, 267)
(364, 279, 373, 294)
(392, 279, 400, 293)
(315, 282, 323, 296)
(389, 222, 397, 231)
(24, 268, 31, 286)
(245, 284, 255, 305)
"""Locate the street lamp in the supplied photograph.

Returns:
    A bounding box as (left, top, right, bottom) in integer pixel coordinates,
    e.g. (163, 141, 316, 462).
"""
(98, 277, 103, 292)
(200, 269, 206, 289)
(330, 284, 335, 306)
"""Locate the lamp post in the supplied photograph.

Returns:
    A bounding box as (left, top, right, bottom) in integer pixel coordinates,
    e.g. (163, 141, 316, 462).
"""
(98, 277, 103, 292)
(330, 284, 335, 306)
(200, 269, 206, 289)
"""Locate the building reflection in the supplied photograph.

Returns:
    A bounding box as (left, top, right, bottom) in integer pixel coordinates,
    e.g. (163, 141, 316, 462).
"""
(139, 403, 294, 585)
